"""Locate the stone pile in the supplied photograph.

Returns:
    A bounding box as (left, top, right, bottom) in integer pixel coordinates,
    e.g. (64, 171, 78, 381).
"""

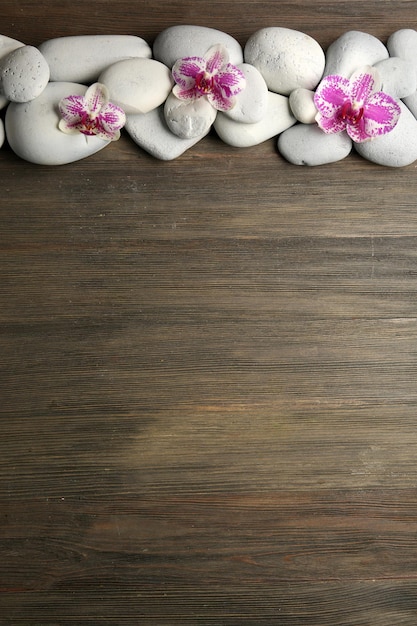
(1, 26, 417, 166)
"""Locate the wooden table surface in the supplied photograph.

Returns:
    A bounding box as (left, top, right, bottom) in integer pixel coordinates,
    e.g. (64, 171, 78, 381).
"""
(2, 1, 417, 624)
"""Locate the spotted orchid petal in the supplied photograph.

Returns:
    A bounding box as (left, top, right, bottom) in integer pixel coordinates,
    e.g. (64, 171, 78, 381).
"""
(172, 57, 206, 90)
(171, 44, 246, 112)
(84, 82, 109, 116)
(344, 117, 367, 143)
(58, 94, 88, 128)
(315, 112, 348, 135)
(58, 82, 126, 141)
(349, 66, 380, 106)
(314, 75, 351, 119)
(206, 65, 245, 111)
(362, 92, 401, 137)
(207, 89, 235, 112)
(204, 44, 229, 74)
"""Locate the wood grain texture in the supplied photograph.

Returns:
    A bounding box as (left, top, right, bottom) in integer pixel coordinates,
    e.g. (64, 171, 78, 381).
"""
(2, 2, 417, 623)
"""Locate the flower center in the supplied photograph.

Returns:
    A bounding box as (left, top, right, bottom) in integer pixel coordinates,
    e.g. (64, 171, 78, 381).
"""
(80, 112, 99, 135)
(340, 100, 364, 125)
(195, 71, 215, 95)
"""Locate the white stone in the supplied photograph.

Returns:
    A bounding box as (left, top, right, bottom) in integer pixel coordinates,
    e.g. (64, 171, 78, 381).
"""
(222, 63, 268, 124)
(403, 92, 417, 119)
(354, 101, 417, 167)
(164, 93, 217, 139)
(0, 35, 26, 108)
(386, 29, 417, 118)
(0, 45, 50, 103)
(98, 58, 173, 115)
(244, 27, 325, 95)
(289, 88, 317, 124)
(387, 29, 417, 64)
(323, 31, 388, 78)
(213, 91, 296, 147)
(38, 35, 151, 83)
(0, 118, 4, 148)
(153, 25, 243, 69)
(5, 82, 111, 165)
(374, 57, 416, 99)
(278, 123, 352, 165)
(125, 106, 208, 160)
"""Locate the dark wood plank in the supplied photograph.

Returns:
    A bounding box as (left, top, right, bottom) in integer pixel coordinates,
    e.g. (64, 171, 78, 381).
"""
(2, 1, 417, 624)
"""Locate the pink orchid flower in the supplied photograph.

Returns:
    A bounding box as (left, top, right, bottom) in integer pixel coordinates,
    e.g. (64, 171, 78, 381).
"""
(58, 82, 126, 141)
(172, 44, 246, 112)
(314, 66, 401, 143)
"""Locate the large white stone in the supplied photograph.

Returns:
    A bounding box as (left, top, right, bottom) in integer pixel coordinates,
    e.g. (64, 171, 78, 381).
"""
(324, 31, 388, 78)
(213, 91, 296, 147)
(0, 118, 4, 148)
(38, 35, 151, 83)
(125, 106, 208, 160)
(5, 82, 111, 165)
(164, 93, 217, 139)
(222, 63, 268, 124)
(244, 27, 325, 95)
(98, 58, 173, 114)
(0, 45, 50, 102)
(354, 101, 417, 167)
(278, 123, 352, 165)
(153, 25, 243, 69)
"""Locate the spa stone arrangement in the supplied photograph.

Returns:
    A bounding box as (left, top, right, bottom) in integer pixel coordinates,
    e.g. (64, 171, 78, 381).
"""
(1, 25, 417, 167)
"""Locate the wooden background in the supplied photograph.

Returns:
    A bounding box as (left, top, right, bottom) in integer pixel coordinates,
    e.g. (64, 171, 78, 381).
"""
(2, 1, 417, 624)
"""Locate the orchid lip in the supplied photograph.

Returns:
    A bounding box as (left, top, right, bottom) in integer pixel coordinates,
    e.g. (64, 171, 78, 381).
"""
(340, 101, 364, 125)
(195, 71, 215, 94)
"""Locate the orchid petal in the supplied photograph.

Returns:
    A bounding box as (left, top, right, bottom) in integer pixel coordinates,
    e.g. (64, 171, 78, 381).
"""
(99, 103, 126, 136)
(84, 83, 109, 116)
(216, 65, 246, 97)
(315, 112, 347, 135)
(91, 127, 121, 141)
(58, 94, 88, 122)
(349, 66, 380, 106)
(58, 118, 83, 134)
(345, 118, 369, 143)
(172, 57, 205, 88)
(314, 75, 351, 118)
(207, 88, 235, 111)
(172, 84, 202, 101)
(204, 44, 229, 74)
(363, 92, 401, 137)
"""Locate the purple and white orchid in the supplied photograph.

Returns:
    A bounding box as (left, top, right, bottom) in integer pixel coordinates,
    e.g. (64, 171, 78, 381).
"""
(171, 44, 246, 112)
(58, 82, 126, 141)
(314, 66, 401, 143)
